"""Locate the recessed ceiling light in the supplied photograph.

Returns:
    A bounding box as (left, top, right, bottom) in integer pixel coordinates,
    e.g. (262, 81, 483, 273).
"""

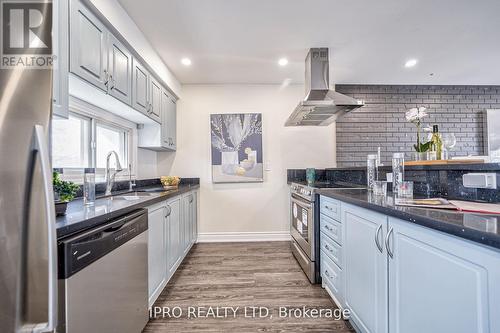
(278, 58, 288, 66)
(181, 58, 192, 66)
(404, 59, 418, 68)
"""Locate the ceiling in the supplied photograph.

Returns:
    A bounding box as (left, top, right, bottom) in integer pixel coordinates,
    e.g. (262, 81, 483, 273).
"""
(118, 0, 500, 85)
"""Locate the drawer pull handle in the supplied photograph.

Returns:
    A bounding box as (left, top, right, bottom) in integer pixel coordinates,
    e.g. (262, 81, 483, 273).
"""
(324, 225, 333, 231)
(324, 270, 331, 278)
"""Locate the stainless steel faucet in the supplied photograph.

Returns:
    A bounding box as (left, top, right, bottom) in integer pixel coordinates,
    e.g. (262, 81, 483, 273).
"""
(105, 151, 123, 196)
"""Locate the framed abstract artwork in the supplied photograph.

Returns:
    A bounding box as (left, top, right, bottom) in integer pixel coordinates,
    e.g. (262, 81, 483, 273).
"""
(210, 113, 263, 183)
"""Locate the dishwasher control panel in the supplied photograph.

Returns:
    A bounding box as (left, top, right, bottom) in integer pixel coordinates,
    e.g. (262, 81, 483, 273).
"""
(58, 209, 148, 279)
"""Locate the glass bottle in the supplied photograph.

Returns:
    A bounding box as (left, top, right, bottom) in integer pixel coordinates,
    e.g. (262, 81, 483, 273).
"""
(430, 125, 443, 160)
(392, 153, 405, 196)
(367, 154, 378, 191)
(83, 168, 96, 205)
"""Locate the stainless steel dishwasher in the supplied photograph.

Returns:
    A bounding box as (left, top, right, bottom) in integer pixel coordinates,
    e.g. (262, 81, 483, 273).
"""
(58, 209, 149, 333)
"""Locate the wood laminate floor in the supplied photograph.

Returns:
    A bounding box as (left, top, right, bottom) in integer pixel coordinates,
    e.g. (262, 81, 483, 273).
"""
(143, 242, 354, 333)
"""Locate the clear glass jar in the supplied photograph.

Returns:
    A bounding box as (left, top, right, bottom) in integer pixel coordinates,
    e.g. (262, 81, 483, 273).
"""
(306, 168, 316, 185)
(367, 154, 378, 191)
(83, 168, 95, 205)
(392, 152, 405, 196)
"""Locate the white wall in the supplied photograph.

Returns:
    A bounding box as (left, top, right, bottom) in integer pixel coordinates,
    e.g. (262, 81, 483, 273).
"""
(157, 84, 336, 236)
(88, 0, 182, 98)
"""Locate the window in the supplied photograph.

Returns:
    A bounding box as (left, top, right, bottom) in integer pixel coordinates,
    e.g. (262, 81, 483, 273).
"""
(96, 122, 128, 169)
(51, 109, 133, 181)
(52, 114, 91, 168)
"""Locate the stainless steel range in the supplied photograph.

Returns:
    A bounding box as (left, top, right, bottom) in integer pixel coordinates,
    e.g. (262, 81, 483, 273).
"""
(290, 181, 362, 283)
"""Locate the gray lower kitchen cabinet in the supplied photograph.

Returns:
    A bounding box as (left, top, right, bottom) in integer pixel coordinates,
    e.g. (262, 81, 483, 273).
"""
(132, 58, 150, 116)
(107, 33, 132, 105)
(149, 77, 162, 123)
(147, 191, 198, 306)
(321, 196, 500, 333)
(52, 0, 69, 118)
(147, 202, 167, 307)
(387, 217, 500, 333)
(70, 0, 108, 91)
(182, 191, 198, 256)
(166, 196, 182, 279)
(191, 191, 198, 245)
(342, 203, 388, 333)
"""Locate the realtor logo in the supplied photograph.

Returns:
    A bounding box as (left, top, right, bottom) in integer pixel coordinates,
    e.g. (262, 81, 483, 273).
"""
(1, 0, 53, 68)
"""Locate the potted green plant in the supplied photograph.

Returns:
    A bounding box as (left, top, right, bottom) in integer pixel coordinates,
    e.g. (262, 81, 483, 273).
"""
(53, 171, 79, 216)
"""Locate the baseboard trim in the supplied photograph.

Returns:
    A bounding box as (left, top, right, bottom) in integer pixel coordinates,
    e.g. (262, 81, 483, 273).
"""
(197, 231, 291, 243)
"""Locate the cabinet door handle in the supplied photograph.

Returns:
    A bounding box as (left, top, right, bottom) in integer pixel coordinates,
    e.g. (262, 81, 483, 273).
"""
(165, 205, 172, 217)
(385, 227, 394, 258)
(103, 70, 109, 86)
(375, 224, 383, 253)
(110, 75, 115, 90)
(324, 270, 331, 278)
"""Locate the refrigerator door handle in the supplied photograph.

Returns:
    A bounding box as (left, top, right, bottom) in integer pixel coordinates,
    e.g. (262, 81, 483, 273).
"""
(31, 125, 58, 333)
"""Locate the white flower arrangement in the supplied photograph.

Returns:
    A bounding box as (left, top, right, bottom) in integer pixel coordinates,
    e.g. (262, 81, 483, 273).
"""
(405, 106, 431, 153)
(405, 106, 428, 124)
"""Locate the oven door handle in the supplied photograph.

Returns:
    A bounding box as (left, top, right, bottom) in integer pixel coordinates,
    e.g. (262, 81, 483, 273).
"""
(291, 196, 312, 209)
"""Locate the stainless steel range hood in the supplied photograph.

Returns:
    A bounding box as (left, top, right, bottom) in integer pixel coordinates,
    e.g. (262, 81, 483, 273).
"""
(285, 48, 364, 126)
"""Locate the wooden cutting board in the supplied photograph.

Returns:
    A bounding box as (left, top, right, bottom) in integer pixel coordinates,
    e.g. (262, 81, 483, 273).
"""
(404, 159, 485, 166)
(449, 200, 500, 214)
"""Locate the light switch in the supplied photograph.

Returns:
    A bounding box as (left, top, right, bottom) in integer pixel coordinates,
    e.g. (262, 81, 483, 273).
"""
(463, 173, 497, 189)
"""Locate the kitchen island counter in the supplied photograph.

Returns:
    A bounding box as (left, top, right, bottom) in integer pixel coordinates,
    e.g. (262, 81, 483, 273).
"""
(317, 188, 500, 250)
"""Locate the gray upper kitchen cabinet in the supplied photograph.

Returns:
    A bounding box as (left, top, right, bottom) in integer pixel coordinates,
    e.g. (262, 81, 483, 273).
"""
(161, 88, 177, 150)
(164, 90, 177, 150)
(387, 217, 500, 333)
(343, 203, 388, 333)
(69, 0, 108, 91)
(166, 197, 182, 279)
(131, 58, 150, 116)
(52, 0, 69, 118)
(147, 202, 167, 307)
(107, 34, 132, 105)
(137, 87, 177, 151)
(149, 77, 162, 123)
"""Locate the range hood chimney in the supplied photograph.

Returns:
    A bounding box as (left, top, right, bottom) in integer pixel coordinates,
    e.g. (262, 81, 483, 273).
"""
(285, 48, 364, 126)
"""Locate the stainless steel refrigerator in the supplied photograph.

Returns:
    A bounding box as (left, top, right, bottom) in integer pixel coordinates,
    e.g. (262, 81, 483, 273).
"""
(0, 2, 57, 332)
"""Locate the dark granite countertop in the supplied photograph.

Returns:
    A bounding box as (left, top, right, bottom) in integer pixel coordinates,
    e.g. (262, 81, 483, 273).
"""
(56, 184, 199, 240)
(316, 188, 500, 251)
(325, 163, 500, 171)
